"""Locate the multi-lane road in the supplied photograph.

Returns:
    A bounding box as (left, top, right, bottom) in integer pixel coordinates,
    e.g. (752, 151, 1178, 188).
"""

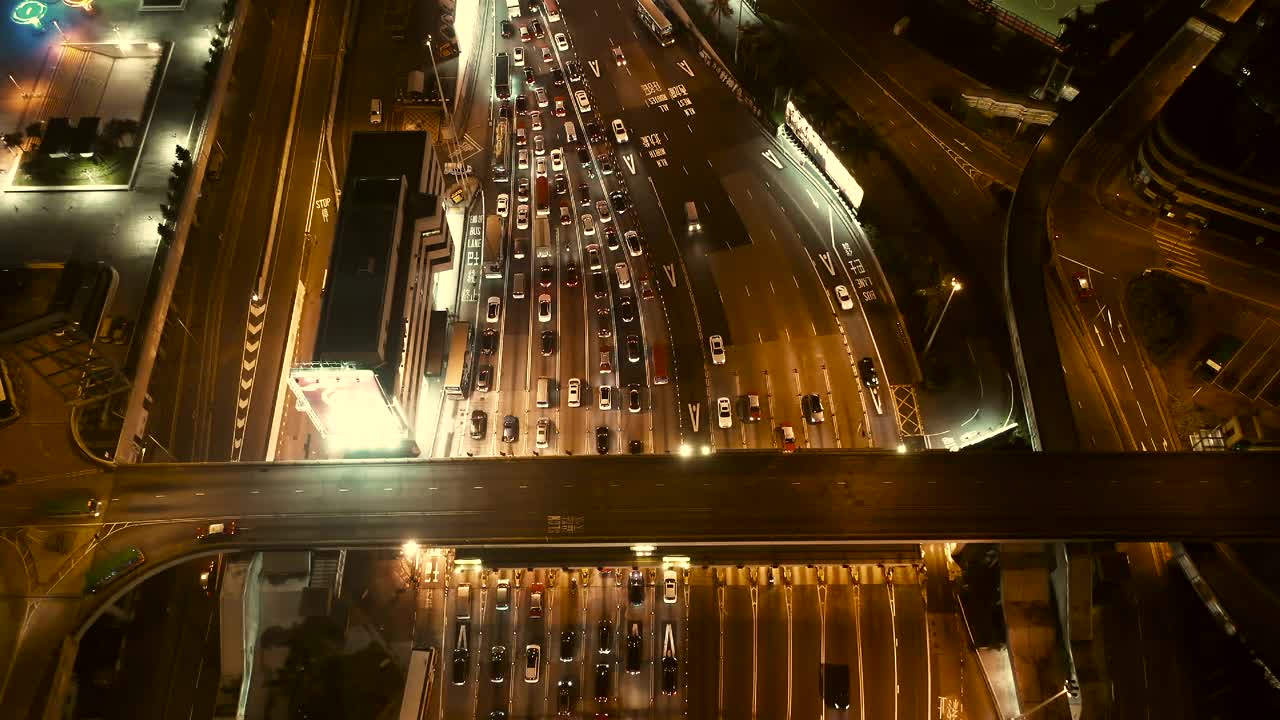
(435, 0, 911, 461)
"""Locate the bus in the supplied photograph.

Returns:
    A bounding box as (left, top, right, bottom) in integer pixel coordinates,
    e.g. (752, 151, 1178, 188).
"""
(398, 647, 438, 720)
(544, 0, 561, 22)
(85, 547, 146, 594)
(636, 0, 675, 46)
(483, 214, 504, 279)
(443, 321, 473, 400)
(492, 118, 510, 182)
(535, 176, 549, 217)
(651, 340, 670, 385)
(42, 492, 103, 518)
(494, 52, 511, 99)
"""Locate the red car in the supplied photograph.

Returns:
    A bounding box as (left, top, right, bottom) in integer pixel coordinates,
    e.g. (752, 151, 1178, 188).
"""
(1071, 271, 1093, 300)
(779, 425, 797, 453)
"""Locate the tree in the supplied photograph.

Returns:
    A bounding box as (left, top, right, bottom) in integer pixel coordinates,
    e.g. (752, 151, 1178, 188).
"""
(706, 0, 733, 39)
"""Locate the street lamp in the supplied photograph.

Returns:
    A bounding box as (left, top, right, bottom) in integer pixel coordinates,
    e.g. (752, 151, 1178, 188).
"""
(923, 278, 962, 355)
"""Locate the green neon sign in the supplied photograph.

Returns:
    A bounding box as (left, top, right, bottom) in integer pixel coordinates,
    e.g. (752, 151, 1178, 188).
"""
(11, 0, 48, 28)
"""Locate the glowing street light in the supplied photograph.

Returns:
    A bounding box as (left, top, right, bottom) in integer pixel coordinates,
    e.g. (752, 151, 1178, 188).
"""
(923, 278, 962, 355)
(678, 444, 693, 458)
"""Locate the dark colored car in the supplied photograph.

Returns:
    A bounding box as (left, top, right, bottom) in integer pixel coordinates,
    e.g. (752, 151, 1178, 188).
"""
(470, 410, 487, 439)
(501, 20, 513, 38)
(530, 19, 544, 38)
(594, 663, 612, 702)
(476, 364, 492, 392)
(490, 645, 508, 683)
(628, 570, 644, 606)
(577, 145, 592, 168)
(595, 426, 610, 454)
(627, 385, 641, 413)
(556, 680, 574, 716)
(452, 648, 468, 685)
(516, 94, 529, 114)
(481, 328, 497, 355)
(552, 67, 565, 86)
(586, 121, 605, 143)
(661, 656, 678, 695)
(566, 60, 583, 81)
(499, 100, 511, 121)
(517, 176, 531, 201)
(503, 415, 519, 443)
(590, 271, 607, 299)
(598, 154, 615, 175)
(541, 329, 556, 356)
(564, 262, 581, 287)
(859, 357, 879, 388)
(618, 296, 635, 323)
(603, 226, 619, 250)
(625, 334, 641, 363)
(554, 173, 568, 194)
(625, 623, 642, 674)
(597, 621, 613, 653)
(628, 439, 644, 454)
(524, 67, 536, 85)
(560, 630, 576, 661)
(539, 263, 553, 287)
(610, 190, 628, 214)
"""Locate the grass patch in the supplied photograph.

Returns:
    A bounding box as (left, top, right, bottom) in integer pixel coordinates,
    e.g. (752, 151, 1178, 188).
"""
(1126, 271, 1195, 362)
(14, 148, 139, 188)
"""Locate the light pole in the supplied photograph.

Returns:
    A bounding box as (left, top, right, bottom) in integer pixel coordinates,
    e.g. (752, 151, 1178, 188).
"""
(1010, 681, 1072, 719)
(923, 278, 962, 354)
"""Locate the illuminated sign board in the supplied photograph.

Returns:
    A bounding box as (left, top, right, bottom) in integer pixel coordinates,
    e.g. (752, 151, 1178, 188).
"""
(11, 0, 48, 28)
(63, 0, 94, 10)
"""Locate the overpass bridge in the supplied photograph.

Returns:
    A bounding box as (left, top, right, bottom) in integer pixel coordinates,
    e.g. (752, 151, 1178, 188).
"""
(3, 452, 1279, 716)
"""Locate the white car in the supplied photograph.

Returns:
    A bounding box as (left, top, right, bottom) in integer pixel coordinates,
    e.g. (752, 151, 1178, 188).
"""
(536, 418, 550, 449)
(516, 204, 530, 229)
(513, 46, 525, 66)
(530, 110, 543, 131)
(709, 334, 726, 365)
(716, 397, 733, 429)
(611, 118, 629, 144)
(538, 293, 552, 322)
(586, 243, 602, 270)
(550, 148, 564, 172)
(623, 230, 643, 257)
(834, 285, 854, 310)
(535, 156, 548, 177)
(598, 385, 612, 410)
(518, 148, 530, 169)
(486, 296, 502, 323)
(534, 135, 545, 156)
(554, 32, 569, 52)
(497, 193, 510, 218)
(567, 377, 582, 408)
(574, 89, 592, 113)
(663, 568, 677, 604)
(536, 87, 549, 107)
(581, 214, 596, 236)
(614, 262, 631, 288)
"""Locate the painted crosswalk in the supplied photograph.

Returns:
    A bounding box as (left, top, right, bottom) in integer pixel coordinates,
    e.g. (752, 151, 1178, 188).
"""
(1152, 218, 1208, 283)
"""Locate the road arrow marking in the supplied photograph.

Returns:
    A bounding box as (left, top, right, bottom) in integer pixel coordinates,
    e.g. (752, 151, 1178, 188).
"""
(588, 59, 601, 78)
(662, 263, 677, 287)
(816, 252, 835, 276)
(245, 338, 261, 354)
(250, 302, 267, 317)
(623, 154, 636, 175)
(688, 403, 701, 432)
(761, 149, 783, 169)
(676, 60, 694, 77)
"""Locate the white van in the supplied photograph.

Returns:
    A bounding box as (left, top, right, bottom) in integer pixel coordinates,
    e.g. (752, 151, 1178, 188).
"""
(564, 121, 577, 144)
(536, 376, 551, 408)
(567, 377, 581, 408)
(685, 201, 700, 232)
(513, 272, 526, 299)
(456, 583, 471, 619)
(370, 98, 382, 124)
(614, 262, 631, 289)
